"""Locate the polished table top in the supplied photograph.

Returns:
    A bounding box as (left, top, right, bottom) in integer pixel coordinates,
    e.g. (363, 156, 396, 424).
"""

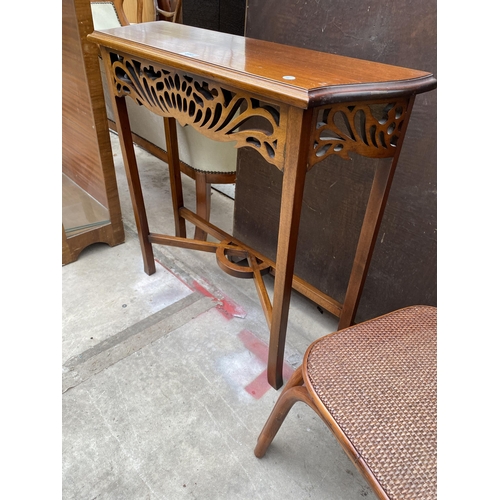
(88, 21, 436, 108)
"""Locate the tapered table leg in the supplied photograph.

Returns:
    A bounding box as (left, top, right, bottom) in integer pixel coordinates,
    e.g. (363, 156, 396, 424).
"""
(338, 96, 416, 330)
(337, 161, 394, 329)
(267, 107, 312, 390)
(113, 96, 156, 275)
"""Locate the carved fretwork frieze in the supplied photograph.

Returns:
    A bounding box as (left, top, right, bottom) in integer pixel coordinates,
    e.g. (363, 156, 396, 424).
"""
(309, 99, 410, 169)
(106, 51, 285, 168)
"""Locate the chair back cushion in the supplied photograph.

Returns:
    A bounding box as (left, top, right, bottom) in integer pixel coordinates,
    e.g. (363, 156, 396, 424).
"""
(91, 2, 122, 30)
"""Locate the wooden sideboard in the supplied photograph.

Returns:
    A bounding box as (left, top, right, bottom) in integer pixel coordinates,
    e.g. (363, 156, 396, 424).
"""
(62, 0, 124, 265)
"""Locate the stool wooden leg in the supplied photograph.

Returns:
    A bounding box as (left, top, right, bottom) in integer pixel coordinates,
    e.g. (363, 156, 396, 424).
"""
(193, 171, 211, 241)
(164, 117, 186, 238)
(255, 366, 318, 458)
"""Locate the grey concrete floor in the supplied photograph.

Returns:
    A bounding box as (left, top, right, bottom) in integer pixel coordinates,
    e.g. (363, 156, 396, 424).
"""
(62, 132, 378, 499)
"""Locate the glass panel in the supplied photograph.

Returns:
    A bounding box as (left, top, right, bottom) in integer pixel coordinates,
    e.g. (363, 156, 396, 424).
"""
(62, 173, 110, 236)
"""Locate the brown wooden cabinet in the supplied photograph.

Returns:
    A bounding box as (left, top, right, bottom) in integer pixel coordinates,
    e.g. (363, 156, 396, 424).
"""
(62, 0, 124, 264)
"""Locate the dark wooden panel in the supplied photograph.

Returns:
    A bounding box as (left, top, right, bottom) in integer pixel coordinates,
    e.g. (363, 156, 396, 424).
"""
(219, 0, 246, 35)
(182, 0, 220, 30)
(182, 0, 245, 35)
(234, 0, 437, 323)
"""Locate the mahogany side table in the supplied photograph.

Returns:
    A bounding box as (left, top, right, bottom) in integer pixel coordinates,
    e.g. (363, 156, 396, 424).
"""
(88, 21, 436, 389)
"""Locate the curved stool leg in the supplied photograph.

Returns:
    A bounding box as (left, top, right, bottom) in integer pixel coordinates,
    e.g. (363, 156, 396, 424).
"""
(255, 366, 317, 458)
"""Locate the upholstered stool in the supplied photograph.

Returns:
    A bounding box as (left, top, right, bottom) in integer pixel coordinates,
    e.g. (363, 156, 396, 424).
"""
(255, 305, 437, 500)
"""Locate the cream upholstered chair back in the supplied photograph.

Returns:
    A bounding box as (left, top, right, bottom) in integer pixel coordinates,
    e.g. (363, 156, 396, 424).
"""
(90, 1, 237, 176)
(90, 0, 132, 28)
(90, 1, 237, 240)
(90, 2, 122, 30)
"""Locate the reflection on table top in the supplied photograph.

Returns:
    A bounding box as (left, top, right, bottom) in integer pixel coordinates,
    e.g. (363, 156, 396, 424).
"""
(88, 21, 436, 108)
